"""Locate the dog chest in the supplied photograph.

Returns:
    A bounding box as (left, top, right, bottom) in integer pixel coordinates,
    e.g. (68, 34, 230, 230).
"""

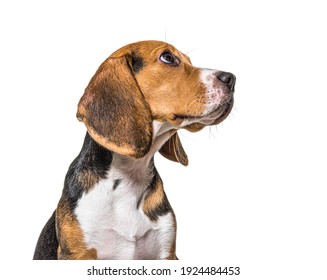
(74, 175, 166, 259)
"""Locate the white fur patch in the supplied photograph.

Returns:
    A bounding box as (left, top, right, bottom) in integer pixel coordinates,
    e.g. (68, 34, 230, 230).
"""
(75, 171, 175, 259)
(200, 69, 225, 115)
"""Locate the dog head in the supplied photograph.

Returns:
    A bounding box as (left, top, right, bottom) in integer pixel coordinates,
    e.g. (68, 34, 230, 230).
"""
(77, 40, 235, 165)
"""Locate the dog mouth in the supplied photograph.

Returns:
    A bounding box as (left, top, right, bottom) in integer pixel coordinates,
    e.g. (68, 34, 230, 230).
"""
(172, 98, 233, 126)
(210, 98, 234, 125)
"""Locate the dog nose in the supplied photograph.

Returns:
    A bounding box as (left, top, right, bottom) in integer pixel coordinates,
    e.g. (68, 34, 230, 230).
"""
(217, 72, 236, 91)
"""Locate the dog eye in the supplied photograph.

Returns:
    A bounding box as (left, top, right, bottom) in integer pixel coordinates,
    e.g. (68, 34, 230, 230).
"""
(159, 51, 179, 66)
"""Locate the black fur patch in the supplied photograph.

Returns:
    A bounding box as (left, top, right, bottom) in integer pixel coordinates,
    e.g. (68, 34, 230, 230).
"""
(61, 133, 113, 211)
(131, 52, 144, 73)
(33, 211, 58, 260)
(145, 191, 172, 222)
(113, 179, 122, 191)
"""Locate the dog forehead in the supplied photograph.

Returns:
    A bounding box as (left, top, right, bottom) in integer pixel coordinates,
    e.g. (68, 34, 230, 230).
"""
(110, 40, 184, 60)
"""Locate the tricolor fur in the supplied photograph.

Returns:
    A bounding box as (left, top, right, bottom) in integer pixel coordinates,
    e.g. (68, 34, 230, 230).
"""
(33, 40, 235, 260)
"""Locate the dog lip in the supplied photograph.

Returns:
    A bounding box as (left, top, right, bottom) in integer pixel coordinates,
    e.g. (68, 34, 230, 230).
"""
(172, 106, 226, 122)
(171, 97, 233, 124)
(211, 99, 234, 125)
(173, 114, 198, 120)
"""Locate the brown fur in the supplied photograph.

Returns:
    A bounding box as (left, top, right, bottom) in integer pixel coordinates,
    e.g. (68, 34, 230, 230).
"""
(56, 203, 97, 260)
(76, 169, 101, 191)
(159, 131, 188, 166)
(111, 41, 207, 122)
(77, 40, 208, 162)
(143, 174, 165, 217)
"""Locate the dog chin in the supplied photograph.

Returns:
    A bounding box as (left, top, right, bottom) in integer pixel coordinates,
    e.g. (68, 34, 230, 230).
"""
(210, 99, 234, 125)
(197, 100, 234, 126)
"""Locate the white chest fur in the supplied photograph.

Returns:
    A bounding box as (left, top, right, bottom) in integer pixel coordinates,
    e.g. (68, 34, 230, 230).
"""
(74, 165, 175, 260)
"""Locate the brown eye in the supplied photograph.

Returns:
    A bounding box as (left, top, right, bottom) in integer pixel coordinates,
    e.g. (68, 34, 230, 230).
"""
(159, 51, 178, 66)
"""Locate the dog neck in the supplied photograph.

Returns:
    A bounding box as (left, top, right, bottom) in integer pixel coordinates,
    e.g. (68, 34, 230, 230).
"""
(109, 121, 174, 186)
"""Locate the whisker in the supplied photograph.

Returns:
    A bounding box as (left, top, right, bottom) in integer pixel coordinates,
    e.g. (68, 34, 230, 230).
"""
(185, 48, 199, 55)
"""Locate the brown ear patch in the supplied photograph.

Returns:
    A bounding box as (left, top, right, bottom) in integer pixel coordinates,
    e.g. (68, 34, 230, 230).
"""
(159, 131, 188, 166)
(77, 56, 153, 158)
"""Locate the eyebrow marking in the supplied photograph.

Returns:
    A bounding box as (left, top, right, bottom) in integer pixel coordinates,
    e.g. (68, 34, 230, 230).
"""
(131, 52, 144, 73)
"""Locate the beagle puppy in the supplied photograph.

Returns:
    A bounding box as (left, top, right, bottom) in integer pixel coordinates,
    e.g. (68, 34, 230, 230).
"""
(33, 40, 236, 260)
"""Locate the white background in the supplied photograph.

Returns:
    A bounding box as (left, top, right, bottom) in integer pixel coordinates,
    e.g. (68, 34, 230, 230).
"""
(0, 0, 326, 279)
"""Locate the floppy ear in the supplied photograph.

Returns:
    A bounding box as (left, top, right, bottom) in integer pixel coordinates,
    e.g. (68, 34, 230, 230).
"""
(159, 132, 188, 166)
(77, 55, 153, 158)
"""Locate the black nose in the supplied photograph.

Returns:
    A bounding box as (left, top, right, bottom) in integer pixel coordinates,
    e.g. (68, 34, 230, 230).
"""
(217, 71, 236, 91)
